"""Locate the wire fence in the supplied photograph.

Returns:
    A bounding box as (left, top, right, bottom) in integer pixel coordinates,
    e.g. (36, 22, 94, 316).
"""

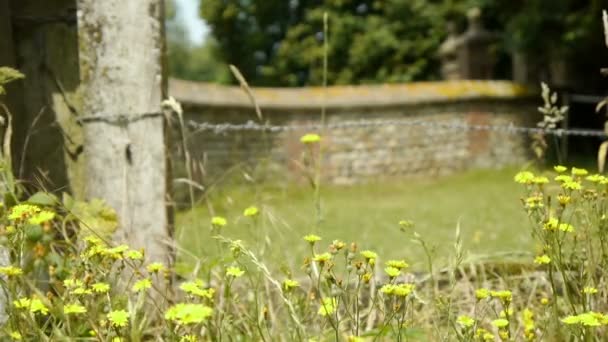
(186, 118, 608, 138)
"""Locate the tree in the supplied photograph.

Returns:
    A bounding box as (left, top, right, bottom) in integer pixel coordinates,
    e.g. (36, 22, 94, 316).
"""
(76, 0, 171, 264)
(201, 0, 446, 86)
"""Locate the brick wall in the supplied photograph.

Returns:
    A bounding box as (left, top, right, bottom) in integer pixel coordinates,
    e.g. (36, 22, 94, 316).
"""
(170, 79, 538, 186)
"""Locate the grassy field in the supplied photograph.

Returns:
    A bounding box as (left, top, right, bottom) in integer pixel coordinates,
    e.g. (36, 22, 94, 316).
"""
(175, 167, 533, 273)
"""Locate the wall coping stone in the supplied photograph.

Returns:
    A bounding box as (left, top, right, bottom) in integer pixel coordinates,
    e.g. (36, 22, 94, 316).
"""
(169, 78, 534, 110)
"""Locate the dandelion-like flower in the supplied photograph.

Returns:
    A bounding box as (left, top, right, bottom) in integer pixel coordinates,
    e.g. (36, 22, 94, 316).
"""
(583, 287, 598, 295)
(555, 175, 573, 183)
(226, 266, 245, 278)
(303, 234, 322, 244)
(313, 252, 332, 264)
(180, 335, 198, 342)
(243, 206, 259, 217)
(360, 250, 378, 261)
(532, 176, 549, 185)
(14, 297, 48, 315)
(64, 303, 87, 315)
(475, 288, 490, 300)
(28, 210, 55, 225)
(554, 165, 567, 173)
(562, 181, 582, 191)
(534, 255, 551, 265)
(125, 249, 144, 260)
(147, 262, 165, 273)
(514, 171, 535, 184)
(300, 133, 321, 144)
(492, 319, 509, 328)
(0, 266, 22, 277)
(8, 204, 40, 221)
(559, 223, 574, 233)
(132, 278, 152, 293)
(165, 303, 213, 325)
(282, 279, 299, 291)
(211, 216, 227, 227)
(384, 267, 400, 278)
(457, 315, 475, 328)
(107, 309, 130, 327)
(490, 290, 512, 303)
(386, 260, 409, 270)
(91, 282, 110, 294)
(572, 167, 589, 177)
(179, 280, 214, 299)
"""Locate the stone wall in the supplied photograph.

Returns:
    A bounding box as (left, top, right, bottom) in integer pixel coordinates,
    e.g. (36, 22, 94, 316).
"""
(170, 79, 538, 185)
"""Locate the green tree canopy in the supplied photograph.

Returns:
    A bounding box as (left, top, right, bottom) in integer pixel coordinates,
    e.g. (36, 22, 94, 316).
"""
(197, 0, 608, 89)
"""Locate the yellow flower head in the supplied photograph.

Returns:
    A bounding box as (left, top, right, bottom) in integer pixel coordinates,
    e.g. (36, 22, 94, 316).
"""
(572, 167, 589, 177)
(91, 282, 110, 294)
(457, 315, 475, 328)
(132, 278, 152, 293)
(165, 303, 213, 325)
(0, 266, 23, 277)
(303, 234, 322, 244)
(300, 133, 321, 144)
(179, 280, 214, 299)
(28, 210, 55, 225)
(64, 303, 87, 315)
(583, 287, 598, 295)
(360, 250, 378, 261)
(125, 249, 144, 260)
(555, 174, 573, 183)
(554, 165, 567, 173)
(313, 252, 332, 263)
(243, 206, 259, 217)
(386, 260, 409, 270)
(490, 290, 512, 303)
(475, 288, 490, 300)
(211, 216, 227, 227)
(8, 204, 40, 221)
(586, 174, 605, 183)
(392, 283, 415, 297)
(107, 309, 130, 327)
(562, 181, 582, 191)
(282, 279, 300, 291)
(226, 266, 245, 278)
(384, 266, 401, 278)
(13, 297, 48, 315)
(147, 262, 166, 273)
(492, 319, 509, 328)
(534, 255, 551, 265)
(532, 176, 549, 185)
(514, 171, 535, 184)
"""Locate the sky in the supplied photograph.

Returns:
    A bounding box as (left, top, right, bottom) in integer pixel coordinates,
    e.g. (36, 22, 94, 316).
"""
(175, 0, 209, 45)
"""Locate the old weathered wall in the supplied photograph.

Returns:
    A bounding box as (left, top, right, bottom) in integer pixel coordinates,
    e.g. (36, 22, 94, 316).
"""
(170, 79, 538, 188)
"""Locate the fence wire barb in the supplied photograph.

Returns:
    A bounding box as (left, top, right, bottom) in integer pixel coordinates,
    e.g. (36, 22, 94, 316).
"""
(186, 119, 608, 138)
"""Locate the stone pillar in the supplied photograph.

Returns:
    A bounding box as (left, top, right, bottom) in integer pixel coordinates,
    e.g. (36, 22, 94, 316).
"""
(456, 8, 497, 80)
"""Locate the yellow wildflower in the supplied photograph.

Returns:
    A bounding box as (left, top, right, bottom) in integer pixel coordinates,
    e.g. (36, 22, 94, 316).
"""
(384, 266, 400, 278)
(211, 216, 227, 227)
(226, 266, 245, 278)
(91, 282, 110, 294)
(165, 303, 213, 325)
(457, 315, 475, 328)
(514, 171, 535, 184)
(0, 266, 22, 277)
(554, 165, 567, 173)
(282, 279, 300, 291)
(386, 260, 409, 270)
(492, 319, 509, 328)
(300, 133, 321, 144)
(132, 278, 152, 293)
(147, 262, 165, 273)
(107, 309, 130, 327)
(572, 167, 589, 176)
(243, 206, 259, 217)
(64, 303, 87, 315)
(303, 234, 322, 244)
(534, 255, 551, 265)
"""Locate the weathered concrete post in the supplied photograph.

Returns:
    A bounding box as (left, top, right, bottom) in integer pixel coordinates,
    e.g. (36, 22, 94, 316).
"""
(76, 0, 171, 264)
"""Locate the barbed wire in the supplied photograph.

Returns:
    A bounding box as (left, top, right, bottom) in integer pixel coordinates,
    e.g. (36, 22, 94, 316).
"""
(186, 119, 608, 138)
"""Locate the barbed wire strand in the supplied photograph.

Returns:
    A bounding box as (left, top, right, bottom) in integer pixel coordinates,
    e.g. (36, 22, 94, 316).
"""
(186, 119, 608, 138)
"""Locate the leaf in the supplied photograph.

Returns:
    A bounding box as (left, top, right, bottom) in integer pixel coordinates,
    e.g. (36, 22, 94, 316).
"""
(27, 192, 58, 206)
(598, 141, 608, 173)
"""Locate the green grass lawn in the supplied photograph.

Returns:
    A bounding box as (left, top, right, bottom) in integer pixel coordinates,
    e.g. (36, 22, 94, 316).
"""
(175, 167, 533, 273)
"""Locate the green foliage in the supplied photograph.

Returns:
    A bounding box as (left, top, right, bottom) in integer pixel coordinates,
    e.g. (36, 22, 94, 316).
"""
(198, 0, 607, 87)
(201, 0, 446, 86)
